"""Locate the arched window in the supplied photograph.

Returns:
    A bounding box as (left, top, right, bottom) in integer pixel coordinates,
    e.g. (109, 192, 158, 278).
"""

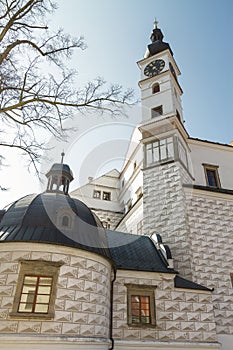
(152, 83, 160, 94)
(61, 215, 69, 227)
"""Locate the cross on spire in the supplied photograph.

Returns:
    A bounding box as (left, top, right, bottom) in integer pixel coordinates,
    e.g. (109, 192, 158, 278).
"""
(154, 18, 159, 29)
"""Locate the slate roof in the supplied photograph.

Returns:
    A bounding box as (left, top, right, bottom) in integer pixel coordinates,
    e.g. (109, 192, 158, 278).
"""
(106, 230, 174, 273)
(175, 275, 213, 292)
(0, 194, 213, 291)
(0, 193, 111, 259)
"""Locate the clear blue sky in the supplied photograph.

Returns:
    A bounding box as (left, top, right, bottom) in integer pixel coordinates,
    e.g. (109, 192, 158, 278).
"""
(53, 0, 233, 142)
(0, 0, 233, 207)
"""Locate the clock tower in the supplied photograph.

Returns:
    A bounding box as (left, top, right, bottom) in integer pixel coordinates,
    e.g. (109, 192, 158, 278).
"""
(137, 20, 183, 125)
(139, 21, 194, 278)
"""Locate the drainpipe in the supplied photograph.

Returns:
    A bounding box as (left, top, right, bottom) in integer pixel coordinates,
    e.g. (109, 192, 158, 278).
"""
(109, 266, 117, 350)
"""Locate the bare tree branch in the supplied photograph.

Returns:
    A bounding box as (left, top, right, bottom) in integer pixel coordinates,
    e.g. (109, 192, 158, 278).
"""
(0, 0, 134, 190)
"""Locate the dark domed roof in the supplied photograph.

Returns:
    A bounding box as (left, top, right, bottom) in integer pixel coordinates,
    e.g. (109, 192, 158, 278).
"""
(0, 193, 111, 260)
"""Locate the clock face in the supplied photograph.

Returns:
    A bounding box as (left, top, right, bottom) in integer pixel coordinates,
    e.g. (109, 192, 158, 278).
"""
(144, 59, 165, 77)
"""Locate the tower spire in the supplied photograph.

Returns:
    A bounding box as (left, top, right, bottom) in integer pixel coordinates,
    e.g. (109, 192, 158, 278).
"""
(150, 19, 164, 43)
(61, 151, 65, 164)
(154, 18, 159, 29)
(144, 20, 173, 58)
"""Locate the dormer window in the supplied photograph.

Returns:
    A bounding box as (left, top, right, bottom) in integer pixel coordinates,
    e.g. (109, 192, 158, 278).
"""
(61, 215, 69, 227)
(57, 209, 74, 230)
(152, 83, 160, 94)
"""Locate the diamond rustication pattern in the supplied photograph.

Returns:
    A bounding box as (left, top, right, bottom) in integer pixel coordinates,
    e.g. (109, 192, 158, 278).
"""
(186, 190, 233, 336)
(143, 162, 193, 277)
(0, 243, 111, 340)
(112, 271, 217, 343)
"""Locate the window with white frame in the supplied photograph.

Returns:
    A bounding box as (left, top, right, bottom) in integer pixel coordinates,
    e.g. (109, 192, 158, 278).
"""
(146, 137, 174, 166)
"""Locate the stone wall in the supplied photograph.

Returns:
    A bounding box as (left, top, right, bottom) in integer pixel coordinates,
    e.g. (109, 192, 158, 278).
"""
(0, 242, 111, 349)
(116, 201, 143, 234)
(92, 209, 123, 230)
(185, 189, 233, 338)
(112, 270, 218, 347)
(143, 162, 192, 278)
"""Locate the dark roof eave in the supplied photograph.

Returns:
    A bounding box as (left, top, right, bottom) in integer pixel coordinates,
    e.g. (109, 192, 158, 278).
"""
(183, 184, 233, 196)
(188, 137, 233, 149)
(175, 275, 213, 292)
(114, 266, 176, 273)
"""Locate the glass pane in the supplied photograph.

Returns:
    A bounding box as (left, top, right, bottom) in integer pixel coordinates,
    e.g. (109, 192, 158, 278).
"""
(141, 296, 149, 303)
(22, 286, 36, 294)
(207, 170, 217, 187)
(160, 144, 167, 160)
(132, 309, 140, 316)
(146, 149, 152, 164)
(24, 276, 37, 285)
(18, 303, 33, 312)
(132, 316, 140, 324)
(20, 294, 30, 303)
(141, 316, 150, 324)
(167, 142, 174, 158)
(36, 295, 50, 303)
(131, 296, 140, 303)
(141, 303, 150, 310)
(37, 286, 51, 294)
(141, 308, 150, 316)
(39, 277, 52, 285)
(152, 146, 159, 162)
(160, 139, 165, 146)
(34, 304, 49, 313)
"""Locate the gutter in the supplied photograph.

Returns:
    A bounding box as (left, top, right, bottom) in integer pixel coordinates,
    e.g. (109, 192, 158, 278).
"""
(109, 266, 117, 350)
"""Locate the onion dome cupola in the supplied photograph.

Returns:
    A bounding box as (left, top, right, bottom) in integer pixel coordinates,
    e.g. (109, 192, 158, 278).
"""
(46, 152, 74, 195)
(144, 19, 173, 58)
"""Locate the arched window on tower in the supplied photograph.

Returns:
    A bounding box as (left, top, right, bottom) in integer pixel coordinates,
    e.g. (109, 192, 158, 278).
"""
(152, 83, 160, 94)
